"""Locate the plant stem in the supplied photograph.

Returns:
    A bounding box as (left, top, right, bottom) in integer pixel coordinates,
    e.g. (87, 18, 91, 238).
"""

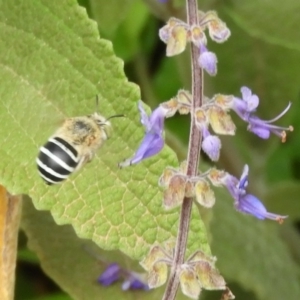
(162, 0, 202, 299)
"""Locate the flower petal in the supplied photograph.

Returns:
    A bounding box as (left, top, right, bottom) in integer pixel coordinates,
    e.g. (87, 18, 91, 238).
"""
(138, 100, 151, 131)
(194, 261, 226, 290)
(119, 102, 168, 167)
(195, 180, 215, 207)
(163, 175, 186, 209)
(166, 25, 188, 57)
(148, 261, 168, 288)
(247, 123, 271, 139)
(240, 86, 252, 101)
(119, 131, 164, 167)
(98, 263, 121, 286)
(121, 273, 149, 291)
(236, 194, 288, 222)
(208, 106, 236, 135)
(149, 106, 167, 133)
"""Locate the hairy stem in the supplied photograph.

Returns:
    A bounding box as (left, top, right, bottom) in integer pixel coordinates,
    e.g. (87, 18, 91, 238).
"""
(162, 0, 203, 299)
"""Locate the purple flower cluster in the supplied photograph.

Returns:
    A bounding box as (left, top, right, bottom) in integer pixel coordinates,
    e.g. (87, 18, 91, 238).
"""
(222, 165, 287, 222)
(231, 87, 293, 142)
(120, 86, 291, 169)
(158, 11, 230, 76)
(119, 85, 291, 222)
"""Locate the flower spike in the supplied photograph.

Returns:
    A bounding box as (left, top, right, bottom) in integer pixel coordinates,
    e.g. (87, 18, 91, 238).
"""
(159, 10, 230, 76)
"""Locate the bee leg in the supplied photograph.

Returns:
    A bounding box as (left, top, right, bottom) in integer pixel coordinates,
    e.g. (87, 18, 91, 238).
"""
(74, 153, 94, 172)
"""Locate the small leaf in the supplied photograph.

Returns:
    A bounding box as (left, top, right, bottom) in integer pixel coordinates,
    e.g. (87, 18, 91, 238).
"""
(179, 266, 201, 299)
(148, 261, 168, 288)
(140, 245, 170, 271)
(208, 106, 236, 135)
(163, 175, 186, 210)
(194, 261, 226, 290)
(166, 25, 188, 57)
(195, 180, 216, 208)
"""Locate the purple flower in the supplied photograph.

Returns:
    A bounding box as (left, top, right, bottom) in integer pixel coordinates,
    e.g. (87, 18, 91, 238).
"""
(98, 263, 149, 291)
(98, 263, 120, 286)
(223, 165, 288, 222)
(232, 86, 259, 120)
(121, 272, 149, 291)
(232, 87, 293, 142)
(198, 44, 217, 76)
(119, 101, 167, 167)
(236, 194, 287, 222)
(202, 127, 221, 161)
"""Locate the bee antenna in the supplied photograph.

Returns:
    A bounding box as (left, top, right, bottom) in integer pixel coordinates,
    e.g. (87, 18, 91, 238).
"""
(107, 114, 126, 120)
(95, 95, 99, 114)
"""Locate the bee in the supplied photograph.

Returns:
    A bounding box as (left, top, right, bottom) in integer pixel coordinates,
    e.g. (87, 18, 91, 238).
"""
(36, 97, 124, 185)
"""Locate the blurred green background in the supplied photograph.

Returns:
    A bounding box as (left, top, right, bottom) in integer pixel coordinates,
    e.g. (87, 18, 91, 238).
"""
(13, 0, 300, 299)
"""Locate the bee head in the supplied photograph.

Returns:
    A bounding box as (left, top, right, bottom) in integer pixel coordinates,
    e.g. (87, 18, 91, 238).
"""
(90, 113, 112, 139)
(91, 113, 124, 139)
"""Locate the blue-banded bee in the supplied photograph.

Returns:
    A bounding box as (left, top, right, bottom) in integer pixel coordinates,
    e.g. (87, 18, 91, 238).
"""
(36, 98, 123, 185)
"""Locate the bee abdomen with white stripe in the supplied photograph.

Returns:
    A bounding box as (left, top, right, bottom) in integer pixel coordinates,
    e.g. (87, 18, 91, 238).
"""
(36, 137, 80, 185)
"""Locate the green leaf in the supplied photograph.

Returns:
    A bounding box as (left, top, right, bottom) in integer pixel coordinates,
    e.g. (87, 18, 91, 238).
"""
(210, 189, 300, 300)
(21, 197, 196, 300)
(0, 0, 209, 261)
(107, 0, 150, 61)
(225, 0, 300, 51)
(89, 0, 135, 36)
(264, 181, 300, 221)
